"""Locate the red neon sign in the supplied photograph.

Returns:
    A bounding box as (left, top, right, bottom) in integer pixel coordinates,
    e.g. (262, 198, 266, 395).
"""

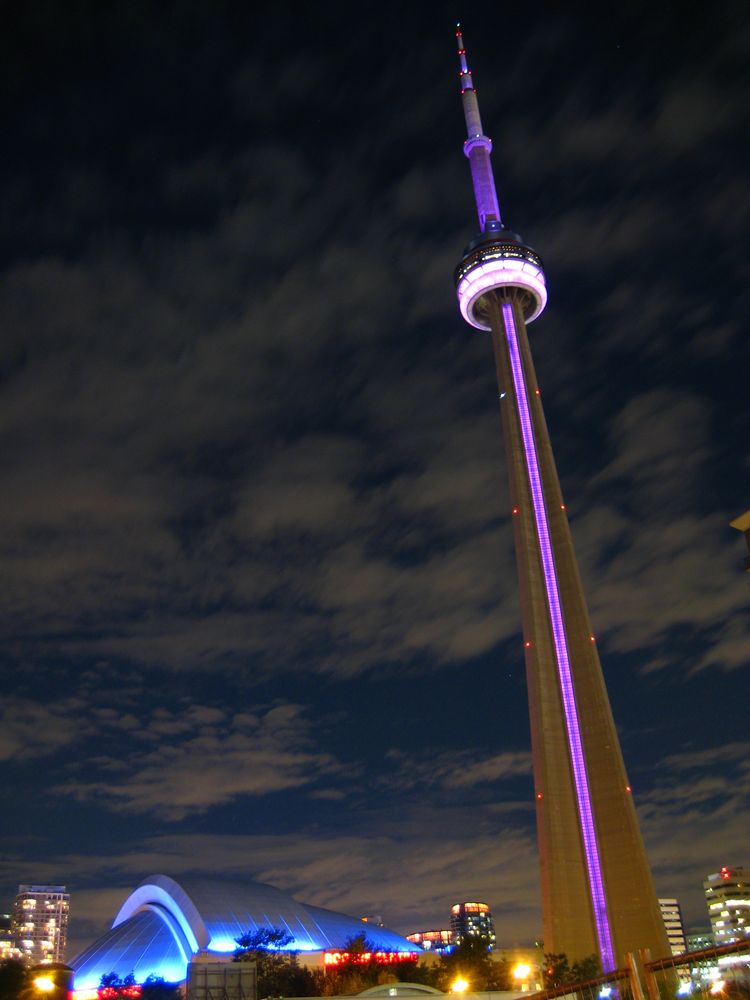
(324, 951, 419, 967)
(98, 988, 142, 1000)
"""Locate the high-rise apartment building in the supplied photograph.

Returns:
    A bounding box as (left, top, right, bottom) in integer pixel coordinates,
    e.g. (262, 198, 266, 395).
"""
(704, 867, 750, 944)
(452, 27, 669, 970)
(450, 901, 496, 948)
(12, 884, 69, 965)
(659, 899, 687, 955)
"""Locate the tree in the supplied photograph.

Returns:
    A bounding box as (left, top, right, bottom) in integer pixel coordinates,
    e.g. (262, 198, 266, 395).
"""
(99, 973, 141, 999)
(234, 927, 321, 998)
(436, 936, 510, 993)
(570, 955, 600, 983)
(398, 962, 441, 989)
(543, 953, 600, 989)
(98, 972, 181, 1000)
(543, 953, 571, 990)
(320, 934, 384, 997)
(0, 961, 28, 1000)
(141, 976, 183, 1000)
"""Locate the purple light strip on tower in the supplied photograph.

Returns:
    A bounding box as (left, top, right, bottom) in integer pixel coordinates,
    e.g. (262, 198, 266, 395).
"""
(501, 301, 615, 972)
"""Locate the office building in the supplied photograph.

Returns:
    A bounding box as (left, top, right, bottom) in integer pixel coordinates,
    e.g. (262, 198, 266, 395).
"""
(452, 26, 669, 969)
(659, 899, 687, 955)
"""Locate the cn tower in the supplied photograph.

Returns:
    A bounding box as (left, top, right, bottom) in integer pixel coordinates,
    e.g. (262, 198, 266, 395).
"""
(453, 28, 669, 969)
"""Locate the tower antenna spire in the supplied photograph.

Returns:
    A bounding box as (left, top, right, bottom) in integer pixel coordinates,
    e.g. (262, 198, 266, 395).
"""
(455, 24, 501, 231)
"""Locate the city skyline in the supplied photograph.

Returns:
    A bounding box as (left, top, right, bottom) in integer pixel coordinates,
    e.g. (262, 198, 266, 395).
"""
(0, 2, 748, 961)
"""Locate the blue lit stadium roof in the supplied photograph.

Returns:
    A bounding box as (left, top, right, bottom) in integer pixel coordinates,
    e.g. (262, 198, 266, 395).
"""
(71, 874, 418, 989)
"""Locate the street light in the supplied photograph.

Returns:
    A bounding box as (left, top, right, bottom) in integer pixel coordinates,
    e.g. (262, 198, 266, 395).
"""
(29, 963, 74, 999)
(451, 978, 469, 994)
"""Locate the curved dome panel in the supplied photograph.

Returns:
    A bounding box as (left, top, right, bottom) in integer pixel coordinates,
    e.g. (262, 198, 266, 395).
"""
(70, 874, 418, 988)
(73, 908, 188, 990)
(174, 877, 331, 953)
(114, 875, 208, 952)
(304, 904, 416, 952)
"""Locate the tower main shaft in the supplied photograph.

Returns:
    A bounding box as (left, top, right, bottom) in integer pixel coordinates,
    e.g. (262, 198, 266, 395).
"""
(452, 27, 669, 969)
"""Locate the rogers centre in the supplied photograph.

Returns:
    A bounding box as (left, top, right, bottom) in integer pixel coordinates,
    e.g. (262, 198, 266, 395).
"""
(70, 874, 420, 990)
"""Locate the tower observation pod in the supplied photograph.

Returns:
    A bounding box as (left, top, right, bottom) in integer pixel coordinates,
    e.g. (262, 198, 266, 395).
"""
(452, 27, 670, 971)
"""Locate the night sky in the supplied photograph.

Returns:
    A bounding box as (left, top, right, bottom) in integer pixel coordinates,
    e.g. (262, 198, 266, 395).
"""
(1, 1, 748, 960)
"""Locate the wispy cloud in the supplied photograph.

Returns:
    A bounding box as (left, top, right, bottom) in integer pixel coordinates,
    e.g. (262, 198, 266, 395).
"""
(382, 748, 532, 792)
(0, 698, 93, 761)
(56, 703, 343, 820)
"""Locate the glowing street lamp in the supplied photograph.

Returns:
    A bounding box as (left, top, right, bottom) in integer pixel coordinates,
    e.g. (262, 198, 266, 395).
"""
(30, 964, 74, 999)
(513, 963, 533, 991)
(451, 978, 469, 994)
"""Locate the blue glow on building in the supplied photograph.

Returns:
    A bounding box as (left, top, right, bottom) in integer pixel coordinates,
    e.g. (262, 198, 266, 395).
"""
(203, 937, 237, 954)
(71, 874, 418, 988)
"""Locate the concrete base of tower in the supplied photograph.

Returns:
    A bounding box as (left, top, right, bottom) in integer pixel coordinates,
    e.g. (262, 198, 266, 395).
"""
(478, 291, 670, 972)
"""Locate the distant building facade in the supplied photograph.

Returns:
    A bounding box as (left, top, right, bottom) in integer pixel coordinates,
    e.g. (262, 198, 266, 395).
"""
(704, 867, 750, 944)
(658, 899, 687, 955)
(450, 902, 496, 949)
(0, 913, 22, 962)
(686, 931, 713, 951)
(406, 929, 452, 952)
(11, 884, 69, 965)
